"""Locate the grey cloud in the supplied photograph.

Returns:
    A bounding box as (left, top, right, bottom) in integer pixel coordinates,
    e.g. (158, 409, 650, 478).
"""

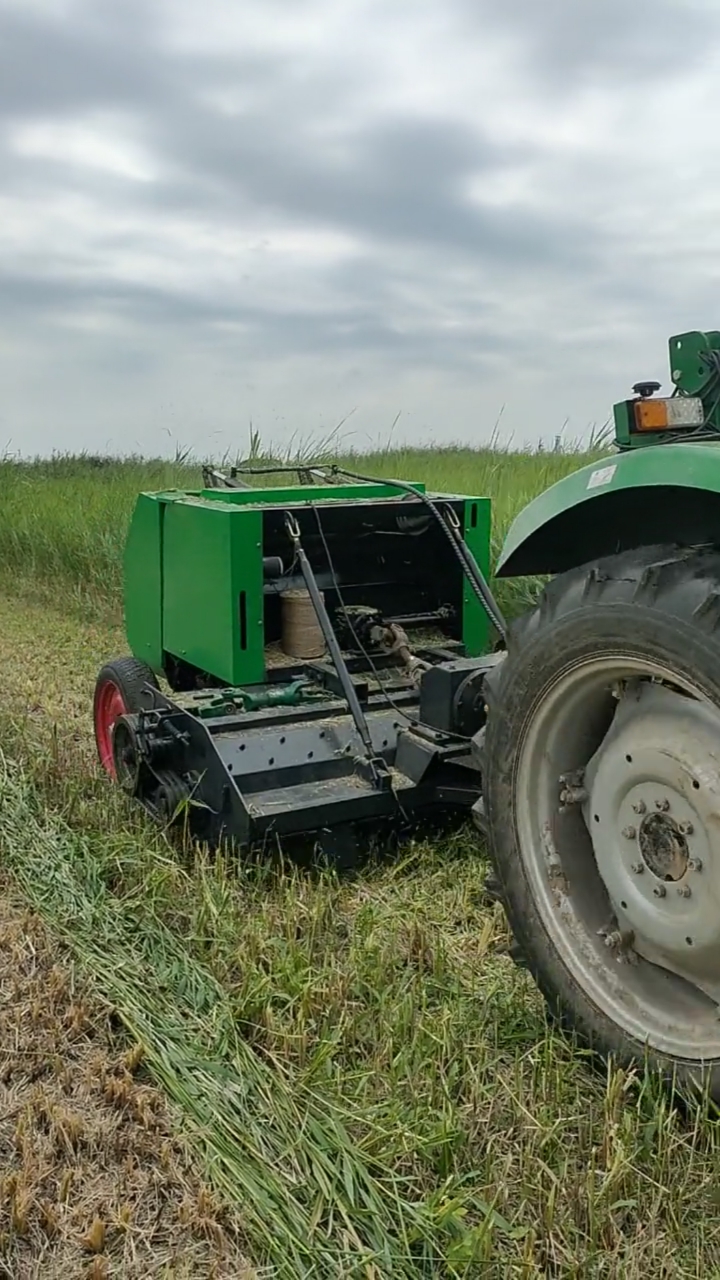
(0, 0, 717, 455)
(1, 0, 593, 271)
(0, 0, 643, 282)
(458, 0, 714, 88)
(0, 3, 167, 117)
(0, 1, 283, 126)
(153, 107, 581, 261)
(0, 255, 509, 376)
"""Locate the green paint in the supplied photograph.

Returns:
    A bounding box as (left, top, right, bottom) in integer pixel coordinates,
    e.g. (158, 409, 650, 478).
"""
(228, 506, 265, 685)
(124, 494, 165, 674)
(162, 500, 265, 687)
(611, 400, 635, 450)
(497, 441, 720, 574)
(461, 497, 492, 652)
(669, 330, 720, 397)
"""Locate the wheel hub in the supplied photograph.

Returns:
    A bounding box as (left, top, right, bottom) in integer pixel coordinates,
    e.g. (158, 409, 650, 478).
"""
(638, 811, 689, 881)
(584, 680, 720, 1002)
(112, 715, 142, 796)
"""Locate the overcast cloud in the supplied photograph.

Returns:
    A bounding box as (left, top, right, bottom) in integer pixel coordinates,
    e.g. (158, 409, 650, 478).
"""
(2, 0, 720, 457)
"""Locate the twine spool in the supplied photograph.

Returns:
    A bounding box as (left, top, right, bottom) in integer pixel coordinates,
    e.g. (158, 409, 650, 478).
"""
(280, 589, 326, 659)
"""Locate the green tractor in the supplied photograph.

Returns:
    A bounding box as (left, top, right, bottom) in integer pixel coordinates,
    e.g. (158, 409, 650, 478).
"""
(95, 329, 720, 1099)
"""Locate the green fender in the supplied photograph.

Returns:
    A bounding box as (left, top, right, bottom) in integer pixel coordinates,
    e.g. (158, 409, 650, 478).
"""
(497, 443, 720, 577)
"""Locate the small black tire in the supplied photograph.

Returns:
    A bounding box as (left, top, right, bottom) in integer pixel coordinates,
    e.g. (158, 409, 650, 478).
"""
(93, 657, 159, 778)
(481, 543, 720, 1101)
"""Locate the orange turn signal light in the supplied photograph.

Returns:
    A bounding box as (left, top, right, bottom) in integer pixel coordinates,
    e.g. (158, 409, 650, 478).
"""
(633, 396, 704, 433)
(634, 400, 669, 431)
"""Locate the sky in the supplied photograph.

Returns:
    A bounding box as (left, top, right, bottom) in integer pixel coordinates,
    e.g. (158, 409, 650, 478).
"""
(3, 0, 720, 459)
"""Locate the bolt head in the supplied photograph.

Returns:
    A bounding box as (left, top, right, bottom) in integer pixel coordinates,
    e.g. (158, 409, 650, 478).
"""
(689, 858, 703, 872)
(653, 884, 667, 898)
(632, 800, 647, 815)
(622, 825, 637, 840)
(679, 821, 694, 836)
(655, 798, 670, 812)
(677, 884, 692, 898)
(630, 862, 644, 874)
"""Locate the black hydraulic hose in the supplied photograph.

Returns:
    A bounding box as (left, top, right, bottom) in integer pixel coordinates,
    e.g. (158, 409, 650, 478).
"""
(326, 464, 508, 642)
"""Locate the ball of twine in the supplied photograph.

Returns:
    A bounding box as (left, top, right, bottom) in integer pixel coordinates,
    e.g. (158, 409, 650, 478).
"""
(280, 589, 326, 659)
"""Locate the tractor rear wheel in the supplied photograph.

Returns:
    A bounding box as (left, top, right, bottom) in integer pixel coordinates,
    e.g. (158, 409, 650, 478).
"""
(93, 657, 159, 779)
(481, 544, 720, 1101)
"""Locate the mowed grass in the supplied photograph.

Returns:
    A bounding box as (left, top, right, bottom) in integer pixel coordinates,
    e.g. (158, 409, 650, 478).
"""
(2, 446, 720, 1278)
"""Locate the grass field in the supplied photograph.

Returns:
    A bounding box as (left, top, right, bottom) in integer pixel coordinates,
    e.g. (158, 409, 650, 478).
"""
(2, 444, 720, 1279)
(0, 444, 598, 620)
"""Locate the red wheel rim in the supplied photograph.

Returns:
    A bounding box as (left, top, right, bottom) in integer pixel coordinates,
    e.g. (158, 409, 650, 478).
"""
(95, 680, 127, 778)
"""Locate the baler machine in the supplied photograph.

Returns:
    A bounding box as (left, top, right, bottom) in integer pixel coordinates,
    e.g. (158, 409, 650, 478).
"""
(94, 468, 502, 861)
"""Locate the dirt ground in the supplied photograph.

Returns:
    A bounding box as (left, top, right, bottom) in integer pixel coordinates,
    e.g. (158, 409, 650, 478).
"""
(0, 885, 255, 1280)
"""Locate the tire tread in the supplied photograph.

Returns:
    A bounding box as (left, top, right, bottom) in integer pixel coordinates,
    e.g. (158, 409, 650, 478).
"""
(481, 540, 720, 1096)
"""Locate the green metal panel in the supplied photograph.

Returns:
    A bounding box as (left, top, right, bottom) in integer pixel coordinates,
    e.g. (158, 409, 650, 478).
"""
(669, 330, 720, 396)
(124, 493, 165, 673)
(232, 508, 265, 684)
(461, 497, 492, 653)
(199, 481, 426, 506)
(162, 501, 265, 685)
(611, 400, 635, 450)
(497, 442, 720, 575)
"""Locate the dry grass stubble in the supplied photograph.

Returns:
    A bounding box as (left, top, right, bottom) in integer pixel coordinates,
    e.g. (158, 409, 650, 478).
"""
(0, 597, 255, 1277)
(0, 888, 254, 1279)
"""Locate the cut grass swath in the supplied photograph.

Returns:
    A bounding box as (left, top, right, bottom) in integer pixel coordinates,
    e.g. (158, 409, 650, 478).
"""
(0, 751, 521, 1278)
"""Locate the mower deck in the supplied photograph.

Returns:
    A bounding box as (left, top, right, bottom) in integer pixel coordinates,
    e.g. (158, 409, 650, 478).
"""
(121, 657, 487, 858)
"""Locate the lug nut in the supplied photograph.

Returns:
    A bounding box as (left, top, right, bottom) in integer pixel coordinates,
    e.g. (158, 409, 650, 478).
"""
(632, 800, 647, 815)
(653, 885, 667, 898)
(689, 858, 703, 872)
(622, 826, 637, 839)
(655, 798, 670, 812)
(630, 862, 644, 874)
(677, 884, 692, 898)
(679, 821, 694, 836)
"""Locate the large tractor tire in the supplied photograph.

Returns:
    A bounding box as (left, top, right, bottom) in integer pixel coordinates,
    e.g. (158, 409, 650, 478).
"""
(482, 543, 720, 1101)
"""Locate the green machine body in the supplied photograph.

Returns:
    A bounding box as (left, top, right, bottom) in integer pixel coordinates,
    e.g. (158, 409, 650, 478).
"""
(123, 477, 492, 690)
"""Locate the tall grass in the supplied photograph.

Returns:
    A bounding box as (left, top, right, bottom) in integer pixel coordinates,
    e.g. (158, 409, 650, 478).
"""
(0, 442, 607, 619)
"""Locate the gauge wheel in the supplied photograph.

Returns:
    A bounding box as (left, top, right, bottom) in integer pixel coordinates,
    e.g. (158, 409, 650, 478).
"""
(481, 543, 720, 1100)
(93, 657, 159, 779)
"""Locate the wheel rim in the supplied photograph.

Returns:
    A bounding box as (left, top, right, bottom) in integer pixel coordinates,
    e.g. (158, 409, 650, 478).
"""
(95, 680, 126, 778)
(515, 654, 720, 1062)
